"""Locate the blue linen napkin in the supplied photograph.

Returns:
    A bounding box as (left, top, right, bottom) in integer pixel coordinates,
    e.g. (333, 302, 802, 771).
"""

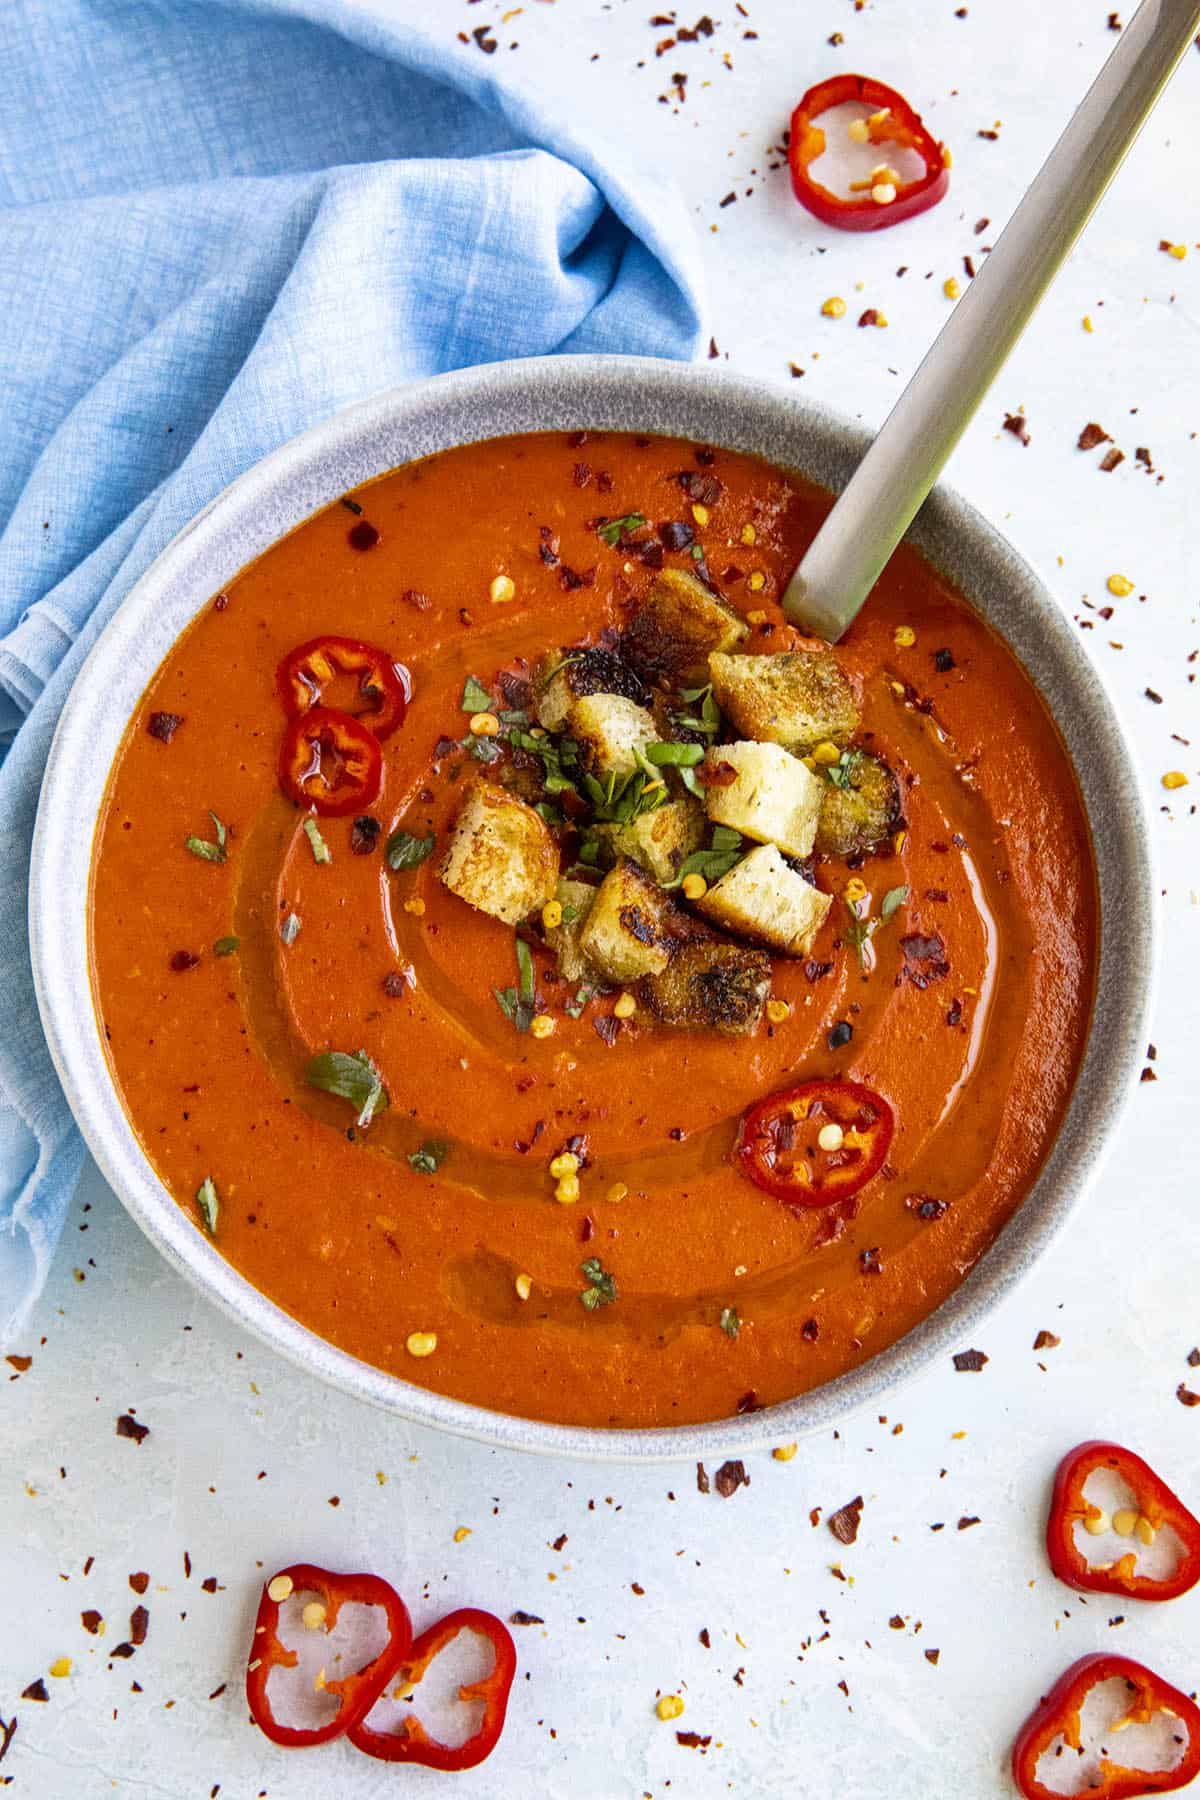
(0, 0, 705, 1341)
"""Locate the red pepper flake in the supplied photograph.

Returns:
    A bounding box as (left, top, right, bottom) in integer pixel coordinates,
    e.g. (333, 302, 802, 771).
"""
(129, 1572, 149, 1595)
(708, 337, 720, 359)
(80, 1610, 103, 1635)
(857, 308, 879, 328)
(183, 1551, 191, 1579)
(699, 1627, 711, 1648)
(714, 1459, 750, 1498)
(350, 814, 382, 855)
(572, 462, 591, 487)
(347, 520, 380, 551)
(804, 959, 834, 983)
(631, 1581, 645, 1596)
(1002, 411, 1030, 445)
(5, 1354, 31, 1373)
(1145, 688, 1162, 704)
(1078, 421, 1111, 450)
(1108, 10, 1122, 26)
(110, 1642, 136, 1659)
(551, 1534, 568, 1553)
(1136, 445, 1155, 472)
(696, 1462, 711, 1494)
(0, 1716, 15, 1766)
(888, 1615, 905, 1630)
(925, 1648, 941, 1665)
(147, 711, 183, 744)
(801, 1316, 820, 1342)
(509, 1610, 544, 1626)
(213, 592, 230, 612)
(471, 23, 497, 52)
(827, 1496, 864, 1545)
(558, 564, 595, 592)
(933, 647, 955, 672)
(168, 950, 200, 973)
(952, 1348, 988, 1372)
(592, 1014, 620, 1047)
(382, 972, 409, 998)
(735, 1390, 761, 1415)
(130, 1607, 149, 1646)
(1177, 1383, 1200, 1408)
(718, 192, 736, 208)
(828, 29, 844, 43)
(900, 933, 949, 988)
(1099, 446, 1126, 472)
(1033, 1329, 1061, 1350)
(977, 128, 999, 140)
(208, 1683, 227, 1700)
(116, 1414, 149, 1444)
(201, 1575, 219, 1593)
(677, 1730, 712, 1748)
(20, 1680, 48, 1703)
(698, 758, 737, 788)
(1188, 1348, 1200, 1368)
(957, 1515, 981, 1530)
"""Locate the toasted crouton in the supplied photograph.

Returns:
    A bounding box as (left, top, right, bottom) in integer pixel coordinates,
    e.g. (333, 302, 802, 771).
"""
(438, 781, 560, 926)
(639, 938, 772, 1036)
(695, 843, 832, 956)
(534, 646, 649, 730)
(622, 566, 748, 686)
(703, 741, 824, 859)
(594, 798, 707, 886)
(569, 693, 658, 780)
(813, 751, 901, 857)
(544, 878, 599, 984)
(577, 857, 680, 983)
(708, 650, 859, 752)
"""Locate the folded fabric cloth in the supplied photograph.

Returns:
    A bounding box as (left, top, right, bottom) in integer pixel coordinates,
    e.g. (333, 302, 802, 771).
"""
(0, 0, 705, 1341)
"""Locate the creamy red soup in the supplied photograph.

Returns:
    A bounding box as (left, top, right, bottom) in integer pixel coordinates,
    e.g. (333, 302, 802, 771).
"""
(89, 432, 1097, 1428)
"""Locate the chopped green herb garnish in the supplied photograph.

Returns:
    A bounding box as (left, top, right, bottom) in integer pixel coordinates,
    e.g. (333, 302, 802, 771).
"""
(537, 652, 584, 689)
(668, 829, 744, 889)
(408, 1141, 449, 1175)
(305, 1048, 389, 1125)
(386, 829, 436, 871)
(498, 709, 529, 727)
(720, 1305, 740, 1340)
(880, 885, 909, 921)
(534, 801, 564, 827)
(495, 935, 537, 1033)
(822, 750, 863, 790)
(464, 733, 504, 764)
(280, 911, 302, 945)
(671, 684, 722, 740)
(596, 513, 646, 548)
(195, 1176, 219, 1237)
(644, 740, 704, 768)
(302, 817, 332, 864)
(583, 760, 668, 826)
(185, 811, 227, 864)
(559, 902, 581, 925)
(579, 1257, 618, 1310)
(461, 675, 493, 714)
(565, 983, 598, 1019)
(212, 936, 240, 958)
(510, 729, 580, 794)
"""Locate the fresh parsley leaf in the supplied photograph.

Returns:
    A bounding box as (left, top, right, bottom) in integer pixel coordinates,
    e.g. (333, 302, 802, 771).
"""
(596, 513, 646, 548)
(305, 1049, 389, 1124)
(302, 817, 332, 864)
(710, 826, 742, 852)
(461, 675, 493, 714)
(579, 1257, 618, 1310)
(408, 1141, 449, 1175)
(669, 831, 744, 889)
(677, 764, 705, 800)
(212, 935, 240, 957)
(185, 810, 228, 863)
(280, 911, 302, 945)
(720, 1305, 740, 1340)
(880, 885, 909, 921)
(644, 740, 704, 768)
(386, 829, 435, 871)
(195, 1176, 219, 1237)
(678, 683, 711, 703)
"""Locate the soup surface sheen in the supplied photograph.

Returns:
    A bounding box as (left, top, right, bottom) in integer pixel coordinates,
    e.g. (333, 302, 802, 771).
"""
(90, 432, 1097, 1428)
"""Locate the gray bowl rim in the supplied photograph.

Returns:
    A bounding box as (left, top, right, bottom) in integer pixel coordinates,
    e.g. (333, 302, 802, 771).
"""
(29, 354, 1155, 1463)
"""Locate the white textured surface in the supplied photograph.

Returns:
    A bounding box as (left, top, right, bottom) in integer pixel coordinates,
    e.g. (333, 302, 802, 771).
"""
(2, 2, 1198, 1795)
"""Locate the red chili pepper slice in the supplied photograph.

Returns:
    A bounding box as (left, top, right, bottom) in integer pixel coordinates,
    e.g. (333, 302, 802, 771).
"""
(245, 1563, 412, 1748)
(347, 1607, 517, 1772)
(277, 636, 409, 740)
(789, 74, 949, 232)
(1012, 1653, 1200, 1800)
(735, 1078, 894, 1208)
(1047, 1441, 1200, 1603)
(278, 706, 383, 817)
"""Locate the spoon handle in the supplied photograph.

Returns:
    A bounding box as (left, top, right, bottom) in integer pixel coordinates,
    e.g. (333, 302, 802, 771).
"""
(782, 0, 1200, 642)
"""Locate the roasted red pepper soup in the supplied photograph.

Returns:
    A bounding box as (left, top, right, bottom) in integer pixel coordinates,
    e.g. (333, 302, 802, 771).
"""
(90, 432, 1097, 1428)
